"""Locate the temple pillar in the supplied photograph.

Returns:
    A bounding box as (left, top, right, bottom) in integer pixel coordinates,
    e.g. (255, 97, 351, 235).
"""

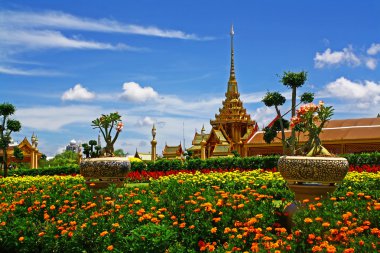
(151, 140, 157, 161)
(151, 124, 157, 161)
(31, 150, 35, 169)
(201, 139, 206, 160)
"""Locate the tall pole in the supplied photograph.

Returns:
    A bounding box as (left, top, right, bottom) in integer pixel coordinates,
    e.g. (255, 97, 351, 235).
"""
(151, 124, 157, 161)
(200, 124, 206, 160)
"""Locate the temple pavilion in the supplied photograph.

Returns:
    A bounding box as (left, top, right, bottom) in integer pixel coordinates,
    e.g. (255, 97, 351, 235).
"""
(188, 25, 257, 158)
(0, 133, 42, 169)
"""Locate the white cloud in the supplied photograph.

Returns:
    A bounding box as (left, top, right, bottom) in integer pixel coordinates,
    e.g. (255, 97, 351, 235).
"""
(0, 10, 208, 40)
(367, 43, 380, 55)
(314, 46, 361, 68)
(136, 116, 155, 127)
(61, 84, 96, 101)
(120, 82, 159, 102)
(251, 106, 277, 129)
(0, 65, 62, 76)
(0, 29, 133, 51)
(366, 58, 377, 70)
(320, 77, 380, 109)
(15, 105, 101, 131)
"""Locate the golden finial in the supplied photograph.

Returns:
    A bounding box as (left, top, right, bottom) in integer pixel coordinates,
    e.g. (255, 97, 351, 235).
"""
(228, 24, 237, 92)
(230, 24, 236, 81)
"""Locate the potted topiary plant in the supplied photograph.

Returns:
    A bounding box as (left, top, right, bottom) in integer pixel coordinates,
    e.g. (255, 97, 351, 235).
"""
(80, 112, 130, 189)
(262, 71, 349, 201)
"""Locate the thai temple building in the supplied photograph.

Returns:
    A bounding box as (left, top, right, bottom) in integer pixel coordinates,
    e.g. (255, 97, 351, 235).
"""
(185, 26, 380, 158)
(0, 133, 43, 169)
(162, 143, 184, 159)
(134, 149, 155, 161)
(188, 25, 257, 158)
(245, 117, 380, 156)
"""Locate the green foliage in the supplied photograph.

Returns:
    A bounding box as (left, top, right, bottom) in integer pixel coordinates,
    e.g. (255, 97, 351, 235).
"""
(262, 91, 286, 107)
(124, 224, 178, 252)
(113, 149, 126, 157)
(0, 102, 22, 177)
(82, 141, 101, 158)
(11, 165, 79, 176)
(263, 126, 278, 144)
(280, 71, 307, 88)
(272, 118, 289, 131)
(45, 150, 78, 167)
(300, 92, 314, 103)
(13, 147, 24, 161)
(231, 150, 241, 157)
(340, 152, 380, 165)
(91, 112, 123, 156)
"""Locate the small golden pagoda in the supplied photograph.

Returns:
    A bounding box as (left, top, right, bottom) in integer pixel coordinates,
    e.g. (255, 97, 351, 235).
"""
(162, 143, 184, 159)
(189, 26, 256, 158)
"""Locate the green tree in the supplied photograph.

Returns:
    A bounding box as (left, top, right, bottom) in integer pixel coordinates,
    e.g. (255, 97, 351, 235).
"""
(0, 103, 22, 177)
(262, 88, 314, 155)
(113, 149, 126, 157)
(280, 71, 308, 155)
(47, 150, 78, 167)
(91, 112, 123, 156)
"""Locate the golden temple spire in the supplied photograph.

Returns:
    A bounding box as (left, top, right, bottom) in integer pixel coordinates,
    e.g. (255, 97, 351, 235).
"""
(228, 24, 238, 93)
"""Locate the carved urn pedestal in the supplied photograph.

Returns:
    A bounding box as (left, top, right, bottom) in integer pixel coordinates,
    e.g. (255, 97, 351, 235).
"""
(277, 156, 349, 230)
(80, 157, 131, 189)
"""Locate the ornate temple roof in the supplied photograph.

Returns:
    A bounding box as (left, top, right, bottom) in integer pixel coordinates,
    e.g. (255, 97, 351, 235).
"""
(210, 25, 254, 127)
(246, 117, 380, 145)
(162, 143, 184, 158)
(134, 150, 154, 161)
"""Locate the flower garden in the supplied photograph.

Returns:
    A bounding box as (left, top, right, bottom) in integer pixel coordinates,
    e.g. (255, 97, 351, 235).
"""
(1, 170, 379, 252)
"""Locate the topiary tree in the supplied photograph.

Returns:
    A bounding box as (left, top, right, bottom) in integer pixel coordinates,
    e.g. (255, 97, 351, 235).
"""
(82, 141, 101, 159)
(262, 72, 314, 155)
(91, 112, 123, 156)
(0, 103, 22, 177)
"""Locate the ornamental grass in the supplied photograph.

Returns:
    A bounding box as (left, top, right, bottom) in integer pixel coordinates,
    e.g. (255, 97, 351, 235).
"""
(0, 171, 379, 252)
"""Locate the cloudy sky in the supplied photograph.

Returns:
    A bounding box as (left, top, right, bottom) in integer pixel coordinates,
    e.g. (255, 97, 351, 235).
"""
(1, 1, 380, 156)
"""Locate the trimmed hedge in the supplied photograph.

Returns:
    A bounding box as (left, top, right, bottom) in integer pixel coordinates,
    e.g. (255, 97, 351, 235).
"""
(340, 152, 380, 165)
(7, 152, 380, 176)
(10, 165, 80, 176)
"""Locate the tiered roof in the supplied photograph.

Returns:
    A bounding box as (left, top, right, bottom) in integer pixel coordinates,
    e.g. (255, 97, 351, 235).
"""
(210, 25, 254, 128)
(246, 117, 380, 145)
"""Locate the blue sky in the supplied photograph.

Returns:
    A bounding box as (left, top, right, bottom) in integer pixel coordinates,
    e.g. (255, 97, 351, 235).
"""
(1, 1, 380, 156)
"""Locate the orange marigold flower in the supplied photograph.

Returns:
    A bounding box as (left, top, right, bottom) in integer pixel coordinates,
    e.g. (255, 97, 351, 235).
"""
(312, 246, 323, 252)
(211, 227, 217, 233)
(50, 205, 56, 210)
(100, 231, 108, 237)
(179, 222, 186, 228)
(19, 237, 25, 242)
(322, 222, 330, 227)
(212, 217, 221, 223)
(343, 249, 355, 253)
(315, 217, 323, 222)
(189, 225, 195, 229)
(107, 245, 114, 251)
(304, 218, 313, 223)
(224, 227, 231, 233)
(326, 245, 337, 253)
(38, 232, 45, 237)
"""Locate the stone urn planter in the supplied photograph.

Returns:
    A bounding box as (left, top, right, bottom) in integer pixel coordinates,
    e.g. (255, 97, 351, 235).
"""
(278, 156, 349, 201)
(80, 157, 131, 189)
(278, 156, 349, 230)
